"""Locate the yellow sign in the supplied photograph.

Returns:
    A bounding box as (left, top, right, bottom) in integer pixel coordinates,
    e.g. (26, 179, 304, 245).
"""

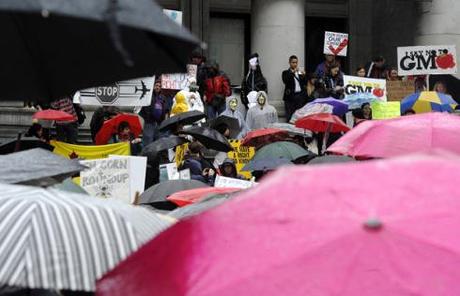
(51, 140, 131, 160)
(227, 140, 255, 179)
(371, 101, 401, 120)
(175, 143, 189, 166)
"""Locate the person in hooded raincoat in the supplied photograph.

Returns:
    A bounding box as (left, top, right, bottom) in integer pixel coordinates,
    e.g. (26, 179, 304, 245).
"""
(218, 158, 246, 180)
(240, 53, 268, 109)
(170, 91, 189, 116)
(246, 91, 278, 130)
(221, 97, 249, 139)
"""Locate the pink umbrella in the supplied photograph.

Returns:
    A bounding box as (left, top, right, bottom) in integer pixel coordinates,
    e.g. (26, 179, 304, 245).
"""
(97, 153, 460, 296)
(327, 112, 460, 158)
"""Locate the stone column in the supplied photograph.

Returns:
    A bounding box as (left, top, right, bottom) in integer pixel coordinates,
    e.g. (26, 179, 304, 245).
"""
(180, 0, 209, 55)
(251, 0, 305, 119)
(416, 0, 460, 78)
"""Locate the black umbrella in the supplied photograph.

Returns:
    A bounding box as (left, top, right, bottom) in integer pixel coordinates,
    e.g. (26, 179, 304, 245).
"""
(141, 136, 188, 162)
(0, 0, 200, 104)
(181, 126, 233, 152)
(159, 111, 207, 132)
(307, 155, 356, 165)
(207, 115, 240, 139)
(140, 179, 209, 204)
(0, 148, 86, 186)
(0, 137, 53, 155)
(242, 156, 292, 172)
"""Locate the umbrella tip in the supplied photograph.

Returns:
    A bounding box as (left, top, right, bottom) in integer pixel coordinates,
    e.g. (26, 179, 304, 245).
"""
(363, 218, 383, 231)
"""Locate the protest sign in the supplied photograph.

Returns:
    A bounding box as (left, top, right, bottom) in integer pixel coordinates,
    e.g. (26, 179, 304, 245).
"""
(386, 80, 415, 101)
(323, 31, 349, 56)
(174, 143, 189, 166)
(109, 155, 147, 202)
(179, 169, 191, 180)
(161, 64, 197, 90)
(80, 158, 131, 203)
(214, 175, 255, 189)
(159, 163, 180, 182)
(343, 75, 387, 102)
(163, 9, 182, 25)
(397, 45, 457, 76)
(51, 141, 130, 160)
(227, 140, 255, 179)
(74, 76, 155, 106)
(371, 101, 401, 119)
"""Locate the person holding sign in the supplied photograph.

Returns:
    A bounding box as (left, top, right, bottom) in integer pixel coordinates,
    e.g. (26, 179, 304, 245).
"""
(282, 55, 308, 121)
(324, 63, 345, 99)
(365, 56, 388, 79)
(139, 81, 169, 145)
(204, 60, 232, 119)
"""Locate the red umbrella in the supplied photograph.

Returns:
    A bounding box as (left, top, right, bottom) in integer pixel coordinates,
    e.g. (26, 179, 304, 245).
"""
(95, 113, 142, 145)
(167, 187, 241, 207)
(32, 109, 75, 121)
(241, 128, 289, 149)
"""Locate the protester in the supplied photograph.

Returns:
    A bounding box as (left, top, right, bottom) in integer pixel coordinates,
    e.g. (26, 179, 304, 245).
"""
(314, 54, 336, 78)
(282, 55, 308, 121)
(179, 141, 216, 185)
(240, 53, 268, 109)
(139, 81, 169, 145)
(221, 97, 249, 139)
(190, 50, 208, 99)
(352, 108, 367, 127)
(170, 91, 190, 116)
(246, 91, 278, 130)
(402, 109, 416, 116)
(26, 122, 50, 143)
(386, 67, 401, 81)
(114, 121, 142, 155)
(433, 81, 453, 99)
(50, 96, 79, 143)
(204, 60, 232, 119)
(219, 158, 245, 180)
(365, 56, 388, 79)
(356, 66, 366, 77)
(361, 102, 372, 120)
(90, 106, 121, 143)
(324, 63, 344, 99)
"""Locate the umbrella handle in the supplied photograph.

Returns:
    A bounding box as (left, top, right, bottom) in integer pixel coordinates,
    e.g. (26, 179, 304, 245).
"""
(322, 123, 332, 155)
(14, 132, 22, 152)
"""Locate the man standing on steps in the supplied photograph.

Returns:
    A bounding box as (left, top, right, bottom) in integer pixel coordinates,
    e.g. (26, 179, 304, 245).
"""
(282, 55, 307, 122)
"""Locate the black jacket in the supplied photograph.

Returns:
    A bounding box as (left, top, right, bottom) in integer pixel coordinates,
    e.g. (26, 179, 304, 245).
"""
(240, 67, 267, 108)
(282, 69, 307, 101)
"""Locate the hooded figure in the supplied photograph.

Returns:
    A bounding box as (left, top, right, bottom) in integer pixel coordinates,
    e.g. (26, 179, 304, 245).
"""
(241, 53, 268, 109)
(219, 158, 245, 180)
(246, 91, 278, 130)
(221, 97, 249, 139)
(171, 91, 189, 116)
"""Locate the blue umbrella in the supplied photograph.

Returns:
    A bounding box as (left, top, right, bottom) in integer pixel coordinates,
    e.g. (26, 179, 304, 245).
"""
(310, 97, 349, 116)
(343, 92, 377, 109)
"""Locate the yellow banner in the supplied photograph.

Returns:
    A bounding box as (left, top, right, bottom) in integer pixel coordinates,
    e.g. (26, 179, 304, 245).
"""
(51, 140, 131, 160)
(371, 101, 401, 120)
(227, 140, 255, 179)
(175, 143, 189, 166)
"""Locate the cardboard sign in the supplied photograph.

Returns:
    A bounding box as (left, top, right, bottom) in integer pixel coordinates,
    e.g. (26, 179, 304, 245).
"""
(159, 163, 180, 182)
(397, 45, 457, 76)
(51, 141, 130, 160)
(80, 158, 131, 203)
(214, 175, 255, 189)
(324, 31, 349, 56)
(343, 75, 387, 102)
(74, 77, 155, 106)
(371, 101, 401, 120)
(386, 80, 415, 101)
(227, 140, 255, 179)
(108, 155, 147, 202)
(161, 64, 197, 90)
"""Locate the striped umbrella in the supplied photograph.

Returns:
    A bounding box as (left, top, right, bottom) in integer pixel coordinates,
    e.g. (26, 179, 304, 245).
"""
(0, 184, 174, 292)
(401, 91, 457, 114)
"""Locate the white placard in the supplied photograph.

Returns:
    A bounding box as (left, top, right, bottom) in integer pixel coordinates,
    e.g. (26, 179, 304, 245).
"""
(161, 64, 197, 90)
(179, 169, 191, 180)
(74, 76, 155, 106)
(80, 158, 131, 203)
(163, 9, 183, 25)
(214, 175, 255, 189)
(323, 31, 349, 57)
(343, 75, 387, 102)
(397, 45, 457, 76)
(109, 155, 147, 202)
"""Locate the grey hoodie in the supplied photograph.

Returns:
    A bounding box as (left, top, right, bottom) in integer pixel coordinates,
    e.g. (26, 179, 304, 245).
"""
(221, 97, 249, 139)
(245, 91, 278, 130)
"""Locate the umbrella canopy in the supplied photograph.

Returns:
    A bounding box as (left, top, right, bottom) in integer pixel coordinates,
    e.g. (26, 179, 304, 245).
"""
(51, 178, 88, 194)
(140, 179, 209, 204)
(181, 126, 233, 152)
(295, 113, 350, 133)
(0, 148, 86, 186)
(141, 136, 188, 162)
(241, 128, 289, 148)
(168, 195, 232, 219)
(0, 183, 173, 292)
(252, 141, 314, 163)
(159, 111, 207, 132)
(242, 156, 292, 171)
(267, 123, 313, 138)
(327, 112, 460, 158)
(32, 109, 74, 121)
(289, 102, 334, 124)
(207, 115, 240, 139)
(167, 187, 241, 207)
(0, 137, 53, 155)
(95, 113, 141, 145)
(401, 91, 457, 114)
(97, 153, 460, 296)
(0, 0, 199, 104)
(307, 155, 356, 165)
(309, 97, 349, 116)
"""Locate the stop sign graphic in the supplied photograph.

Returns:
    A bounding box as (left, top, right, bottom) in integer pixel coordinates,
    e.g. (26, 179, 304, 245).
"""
(95, 83, 119, 104)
